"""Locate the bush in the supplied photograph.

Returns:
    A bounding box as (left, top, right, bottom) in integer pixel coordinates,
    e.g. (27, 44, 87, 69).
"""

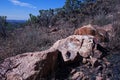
(0, 25, 74, 61)
(92, 13, 112, 26)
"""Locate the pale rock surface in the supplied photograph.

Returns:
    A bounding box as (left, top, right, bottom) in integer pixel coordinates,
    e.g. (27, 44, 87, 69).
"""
(0, 49, 58, 80)
(51, 35, 95, 62)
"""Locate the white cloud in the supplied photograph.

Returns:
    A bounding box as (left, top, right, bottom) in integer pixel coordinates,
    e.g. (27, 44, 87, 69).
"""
(9, 0, 36, 9)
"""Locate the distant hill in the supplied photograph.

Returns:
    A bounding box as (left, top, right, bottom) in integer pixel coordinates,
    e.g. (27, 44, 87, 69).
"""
(6, 20, 26, 28)
(7, 20, 26, 24)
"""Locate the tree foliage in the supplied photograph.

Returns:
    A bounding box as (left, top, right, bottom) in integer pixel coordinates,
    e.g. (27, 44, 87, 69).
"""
(0, 16, 7, 26)
(27, 0, 114, 27)
(0, 16, 7, 38)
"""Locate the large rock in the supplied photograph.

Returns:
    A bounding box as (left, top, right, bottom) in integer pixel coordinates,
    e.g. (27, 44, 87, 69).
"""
(0, 35, 107, 80)
(74, 24, 110, 43)
(0, 49, 59, 80)
(51, 35, 95, 62)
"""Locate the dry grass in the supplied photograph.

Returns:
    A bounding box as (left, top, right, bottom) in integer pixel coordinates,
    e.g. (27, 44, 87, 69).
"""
(0, 25, 74, 61)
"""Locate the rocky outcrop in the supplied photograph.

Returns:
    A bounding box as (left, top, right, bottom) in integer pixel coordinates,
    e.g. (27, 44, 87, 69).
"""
(0, 35, 109, 80)
(74, 24, 111, 43)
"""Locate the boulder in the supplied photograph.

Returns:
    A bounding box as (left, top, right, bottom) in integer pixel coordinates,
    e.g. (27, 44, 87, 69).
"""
(0, 35, 107, 80)
(51, 35, 95, 62)
(74, 24, 110, 43)
(0, 49, 59, 80)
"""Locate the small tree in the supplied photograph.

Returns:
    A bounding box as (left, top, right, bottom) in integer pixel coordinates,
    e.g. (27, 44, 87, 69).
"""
(38, 9, 54, 27)
(63, 0, 81, 13)
(0, 16, 7, 38)
(29, 14, 38, 24)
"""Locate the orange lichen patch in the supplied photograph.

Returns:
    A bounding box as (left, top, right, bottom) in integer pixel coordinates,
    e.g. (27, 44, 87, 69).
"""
(74, 25, 96, 36)
(74, 24, 109, 43)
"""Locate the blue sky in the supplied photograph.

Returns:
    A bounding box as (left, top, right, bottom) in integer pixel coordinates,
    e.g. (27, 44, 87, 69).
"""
(0, 0, 66, 20)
